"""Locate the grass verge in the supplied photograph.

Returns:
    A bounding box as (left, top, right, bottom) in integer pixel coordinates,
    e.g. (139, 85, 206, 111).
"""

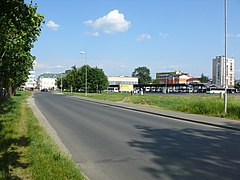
(0, 91, 85, 179)
(66, 92, 240, 120)
(65, 91, 131, 102)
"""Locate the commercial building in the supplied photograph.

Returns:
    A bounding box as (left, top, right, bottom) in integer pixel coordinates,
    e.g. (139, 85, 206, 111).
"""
(212, 56, 235, 88)
(108, 76, 138, 85)
(156, 71, 198, 84)
(37, 73, 62, 90)
(107, 76, 138, 92)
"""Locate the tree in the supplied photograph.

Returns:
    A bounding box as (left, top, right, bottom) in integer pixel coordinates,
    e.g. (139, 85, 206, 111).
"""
(0, 0, 44, 100)
(132, 66, 151, 84)
(199, 73, 210, 83)
(88, 67, 108, 92)
(152, 79, 160, 84)
(234, 81, 240, 89)
(56, 65, 108, 93)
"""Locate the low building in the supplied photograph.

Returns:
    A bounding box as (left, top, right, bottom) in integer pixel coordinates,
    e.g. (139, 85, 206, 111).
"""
(107, 76, 138, 92)
(108, 76, 138, 85)
(156, 71, 196, 84)
(186, 77, 200, 84)
(37, 73, 62, 90)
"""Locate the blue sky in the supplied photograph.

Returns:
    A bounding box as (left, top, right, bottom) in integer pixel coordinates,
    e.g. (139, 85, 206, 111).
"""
(28, 0, 240, 79)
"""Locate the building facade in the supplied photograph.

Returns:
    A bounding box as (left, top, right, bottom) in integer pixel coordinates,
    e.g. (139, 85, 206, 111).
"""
(108, 76, 138, 85)
(23, 62, 36, 90)
(37, 73, 62, 90)
(212, 56, 235, 88)
(156, 71, 197, 84)
(107, 76, 138, 92)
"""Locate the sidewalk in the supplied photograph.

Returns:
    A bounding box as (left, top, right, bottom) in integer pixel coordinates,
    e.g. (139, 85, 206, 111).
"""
(67, 95, 240, 131)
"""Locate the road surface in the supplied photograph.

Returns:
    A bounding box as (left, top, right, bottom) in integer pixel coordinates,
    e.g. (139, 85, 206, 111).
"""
(34, 92, 240, 180)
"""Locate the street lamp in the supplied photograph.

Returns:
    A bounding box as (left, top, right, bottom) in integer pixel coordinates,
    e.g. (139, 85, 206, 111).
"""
(81, 51, 87, 96)
(61, 72, 63, 93)
(165, 74, 168, 94)
(224, 0, 228, 113)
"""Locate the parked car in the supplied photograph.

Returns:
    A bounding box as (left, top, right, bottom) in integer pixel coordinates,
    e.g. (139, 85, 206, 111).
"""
(41, 88, 48, 92)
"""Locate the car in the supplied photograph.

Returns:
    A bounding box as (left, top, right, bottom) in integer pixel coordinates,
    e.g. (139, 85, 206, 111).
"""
(41, 88, 48, 92)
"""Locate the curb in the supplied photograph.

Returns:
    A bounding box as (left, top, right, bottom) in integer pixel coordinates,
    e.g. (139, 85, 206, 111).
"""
(28, 95, 90, 180)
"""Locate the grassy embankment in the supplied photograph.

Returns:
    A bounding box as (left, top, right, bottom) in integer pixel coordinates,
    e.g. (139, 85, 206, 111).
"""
(68, 92, 240, 120)
(0, 91, 85, 179)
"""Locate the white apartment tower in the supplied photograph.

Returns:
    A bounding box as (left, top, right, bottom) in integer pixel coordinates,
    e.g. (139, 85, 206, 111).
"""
(212, 56, 235, 88)
(24, 61, 37, 90)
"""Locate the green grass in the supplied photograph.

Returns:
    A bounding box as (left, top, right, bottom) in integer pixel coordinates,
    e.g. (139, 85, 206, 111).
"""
(67, 92, 240, 120)
(128, 94, 240, 119)
(67, 91, 131, 102)
(0, 91, 85, 179)
(128, 95, 226, 117)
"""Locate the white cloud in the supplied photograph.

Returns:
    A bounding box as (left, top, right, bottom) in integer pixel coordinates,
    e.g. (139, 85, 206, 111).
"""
(137, 33, 151, 41)
(46, 20, 60, 31)
(120, 64, 127, 68)
(227, 33, 240, 38)
(35, 62, 64, 69)
(84, 31, 99, 37)
(84, 9, 131, 35)
(159, 32, 169, 38)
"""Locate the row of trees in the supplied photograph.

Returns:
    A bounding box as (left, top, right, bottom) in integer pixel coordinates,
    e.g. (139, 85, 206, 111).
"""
(56, 65, 108, 93)
(0, 0, 44, 101)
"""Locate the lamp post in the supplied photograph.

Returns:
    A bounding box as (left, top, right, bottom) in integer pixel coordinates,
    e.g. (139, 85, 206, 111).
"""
(61, 72, 63, 93)
(81, 51, 87, 96)
(165, 75, 168, 94)
(224, 0, 228, 113)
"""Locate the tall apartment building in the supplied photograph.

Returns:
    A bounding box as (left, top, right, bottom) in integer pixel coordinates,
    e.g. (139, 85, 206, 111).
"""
(212, 56, 235, 88)
(23, 61, 36, 90)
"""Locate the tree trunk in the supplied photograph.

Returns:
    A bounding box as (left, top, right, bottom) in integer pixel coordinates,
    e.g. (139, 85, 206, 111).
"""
(0, 75, 4, 101)
(12, 86, 17, 96)
(8, 86, 13, 97)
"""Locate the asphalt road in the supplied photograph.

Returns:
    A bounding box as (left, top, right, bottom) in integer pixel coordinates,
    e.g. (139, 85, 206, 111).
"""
(34, 92, 240, 180)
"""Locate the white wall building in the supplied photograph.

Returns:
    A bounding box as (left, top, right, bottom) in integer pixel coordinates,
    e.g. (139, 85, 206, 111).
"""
(212, 56, 235, 88)
(37, 73, 62, 90)
(24, 62, 36, 90)
(108, 76, 138, 85)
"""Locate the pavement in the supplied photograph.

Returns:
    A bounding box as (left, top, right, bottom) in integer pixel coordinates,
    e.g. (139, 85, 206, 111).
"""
(66, 94, 240, 132)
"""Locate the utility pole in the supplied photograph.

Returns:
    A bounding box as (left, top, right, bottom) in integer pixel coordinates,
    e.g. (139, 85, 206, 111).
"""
(81, 51, 87, 96)
(61, 73, 63, 93)
(224, 0, 228, 114)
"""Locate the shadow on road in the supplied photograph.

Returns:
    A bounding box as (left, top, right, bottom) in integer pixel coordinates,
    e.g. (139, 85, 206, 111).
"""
(128, 125, 240, 180)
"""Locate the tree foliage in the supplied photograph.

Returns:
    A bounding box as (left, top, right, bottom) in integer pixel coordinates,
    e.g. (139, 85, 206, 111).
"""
(132, 66, 151, 84)
(152, 79, 160, 84)
(199, 73, 210, 83)
(0, 0, 44, 100)
(56, 66, 108, 93)
(234, 82, 240, 89)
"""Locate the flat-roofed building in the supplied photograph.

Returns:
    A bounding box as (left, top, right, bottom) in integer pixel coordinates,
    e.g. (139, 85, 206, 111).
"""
(212, 56, 235, 88)
(107, 76, 138, 92)
(23, 61, 36, 90)
(108, 76, 138, 85)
